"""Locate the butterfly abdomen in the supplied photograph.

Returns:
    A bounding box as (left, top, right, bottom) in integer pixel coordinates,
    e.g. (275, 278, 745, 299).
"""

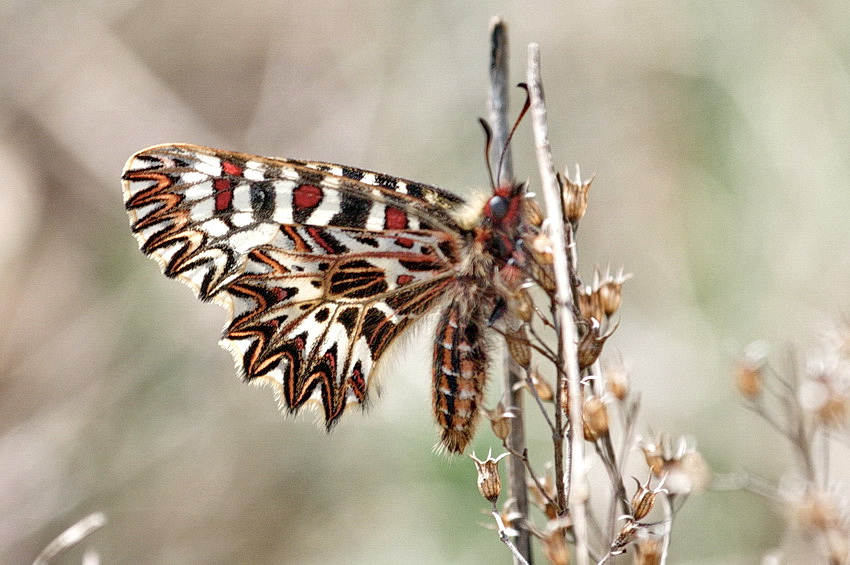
(432, 285, 490, 453)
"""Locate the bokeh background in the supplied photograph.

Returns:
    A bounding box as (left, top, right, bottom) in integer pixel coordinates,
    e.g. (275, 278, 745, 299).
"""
(3, 1, 850, 563)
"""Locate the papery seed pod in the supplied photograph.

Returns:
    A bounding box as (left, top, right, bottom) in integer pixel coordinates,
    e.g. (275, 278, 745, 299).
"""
(640, 440, 665, 475)
(562, 166, 594, 224)
(611, 520, 638, 556)
(528, 370, 554, 402)
(509, 286, 534, 323)
(578, 319, 613, 370)
(470, 451, 509, 504)
(505, 328, 531, 367)
(598, 280, 623, 317)
(577, 288, 603, 324)
(524, 198, 545, 228)
(527, 474, 559, 520)
(529, 233, 554, 266)
(582, 395, 609, 442)
(633, 531, 664, 565)
(532, 261, 556, 292)
(541, 526, 570, 565)
(630, 474, 665, 521)
(484, 403, 514, 441)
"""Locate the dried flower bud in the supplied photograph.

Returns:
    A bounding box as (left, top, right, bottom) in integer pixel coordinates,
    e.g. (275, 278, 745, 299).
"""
(505, 328, 531, 367)
(470, 451, 509, 504)
(582, 395, 610, 442)
(562, 165, 594, 224)
(484, 403, 515, 441)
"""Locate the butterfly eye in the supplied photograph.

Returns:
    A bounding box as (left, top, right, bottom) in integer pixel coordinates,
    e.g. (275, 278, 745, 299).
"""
(488, 195, 509, 220)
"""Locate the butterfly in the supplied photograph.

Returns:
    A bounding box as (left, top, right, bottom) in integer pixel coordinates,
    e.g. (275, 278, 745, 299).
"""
(122, 143, 541, 453)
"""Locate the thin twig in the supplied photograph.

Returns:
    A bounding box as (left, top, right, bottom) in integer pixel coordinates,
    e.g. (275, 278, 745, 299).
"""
(33, 512, 107, 565)
(527, 43, 590, 565)
(492, 507, 531, 565)
(488, 16, 532, 563)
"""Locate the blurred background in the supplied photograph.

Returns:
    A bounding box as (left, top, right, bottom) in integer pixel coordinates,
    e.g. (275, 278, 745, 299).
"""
(3, 1, 850, 563)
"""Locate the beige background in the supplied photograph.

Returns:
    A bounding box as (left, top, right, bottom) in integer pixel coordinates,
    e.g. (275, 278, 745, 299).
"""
(3, 1, 849, 563)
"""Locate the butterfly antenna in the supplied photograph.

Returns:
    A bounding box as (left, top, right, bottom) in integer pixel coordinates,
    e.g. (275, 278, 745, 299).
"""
(494, 84, 532, 187)
(478, 117, 497, 190)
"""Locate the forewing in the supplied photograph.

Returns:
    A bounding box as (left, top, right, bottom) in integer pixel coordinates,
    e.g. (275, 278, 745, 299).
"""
(122, 144, 464, 423)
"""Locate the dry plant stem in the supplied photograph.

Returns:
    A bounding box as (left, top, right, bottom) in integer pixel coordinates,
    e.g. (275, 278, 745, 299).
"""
(488, 16, 532, 563)
(492, 506, 531, 565)
(33, 512, 107, 565)
(527, 43, 590, 565)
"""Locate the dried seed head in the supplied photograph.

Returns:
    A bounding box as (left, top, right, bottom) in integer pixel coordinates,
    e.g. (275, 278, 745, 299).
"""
(484, 403, 515, 441)
(562, 164, 594, 224)
(505, 328, 531, 367)
(582, 395, 610, 442)
(470, 451, 509, 504)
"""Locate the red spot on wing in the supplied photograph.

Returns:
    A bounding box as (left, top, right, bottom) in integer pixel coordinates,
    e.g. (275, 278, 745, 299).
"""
(384, 206, 408, 229)
(222, 160, 243, 176)
(397, 274, 414, 286)
(213, 178, 233, 212)
(293, 184, 323, 210)
(306, 226, 338, 254)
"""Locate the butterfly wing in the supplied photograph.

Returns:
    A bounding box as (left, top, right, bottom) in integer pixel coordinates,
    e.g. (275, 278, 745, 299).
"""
(122, 143, 466, 423)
